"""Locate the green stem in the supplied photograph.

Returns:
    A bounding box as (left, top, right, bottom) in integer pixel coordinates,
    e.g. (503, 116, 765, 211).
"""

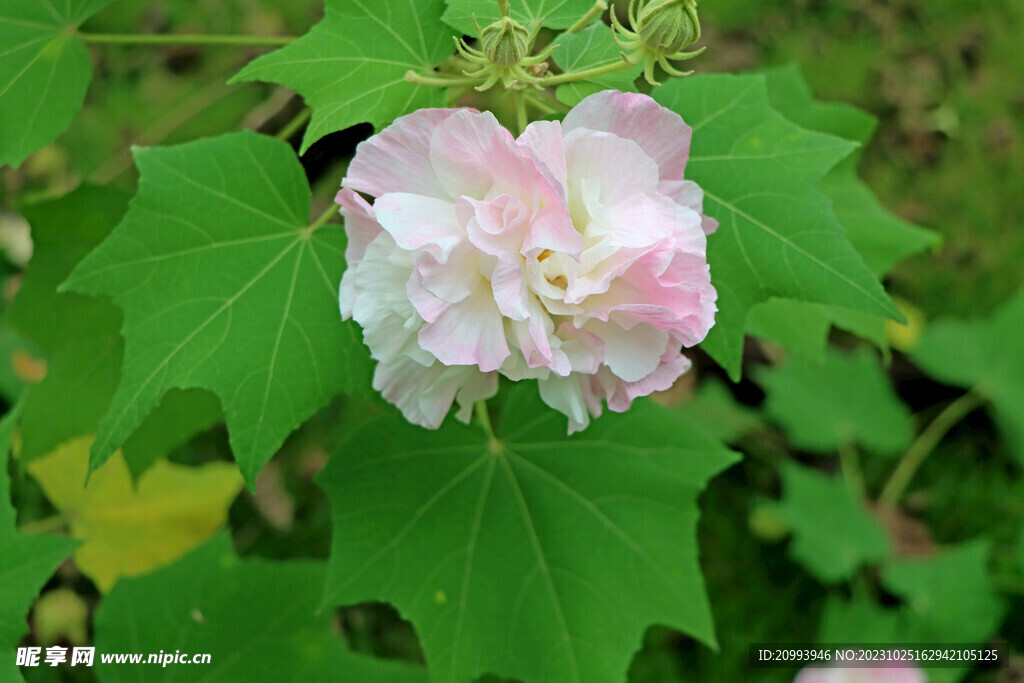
(878, 390, 987, 507)
(566, 0, 608, 33)
(307, 205, 340, 233)
(20, 514, 70, 534)
(838, 442, 865, 499)
(538, 57, 634, 86)
(523, 90, 567, 115)
(79, 32, 295, 47)
(276, 108, 312, 142)
(405, 70, 486, 88)
(475, 401, 501, 452)
(513, 91, 528, 136)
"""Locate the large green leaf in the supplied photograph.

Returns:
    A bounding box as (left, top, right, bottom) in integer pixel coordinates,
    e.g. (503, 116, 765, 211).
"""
(762, 65, 940, 277)
(551, 24, 641, 106)
(231, 0, 455, 153)
(881, 540, 1006, 644)
(63, 131, 371, 488)
(8, 186, 222, 474)
(756, 347, 913, 456)
(318, 386, 738, 682)
(654, 74, 901, 379)
(0, 0, 114, 167)
(94, 534, 425, 682)
(743, 66, 939, 361)
(0, 408, 78, 681)
(443, 0, 595, 36)
(775, 462, 888, 583)
(910, 292, 1024, 465)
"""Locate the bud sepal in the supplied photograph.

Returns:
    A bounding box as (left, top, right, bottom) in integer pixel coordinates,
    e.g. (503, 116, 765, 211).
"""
(612, 0, 706, 85)
(454, 9, 555, 91)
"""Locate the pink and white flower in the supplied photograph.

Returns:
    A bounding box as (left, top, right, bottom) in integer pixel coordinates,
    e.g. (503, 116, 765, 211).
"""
(337, 90, 717, 432)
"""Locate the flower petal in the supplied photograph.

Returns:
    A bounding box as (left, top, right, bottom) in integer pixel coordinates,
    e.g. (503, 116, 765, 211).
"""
(373, 193, 463, 262)
(418, 289, 511, 372)
(584, 319, 669, 383)
(373, 356, 496, 429)
(344, 108, 461, 199)
(563, 90, 693, 182)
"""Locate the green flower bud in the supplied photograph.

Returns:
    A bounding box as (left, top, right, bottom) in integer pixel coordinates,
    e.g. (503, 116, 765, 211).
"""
(635, 0, 701, 57)
(479, 16, 531, 68)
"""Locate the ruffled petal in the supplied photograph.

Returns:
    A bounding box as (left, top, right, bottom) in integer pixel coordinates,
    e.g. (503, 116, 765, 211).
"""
(418, 289, 511, 372)
(336, 189, 383, 319)
(344, 108, 461, 199)
(563, 90, 693, 182)
(373, 356, 496, 429)
(373, 193, 463, 262)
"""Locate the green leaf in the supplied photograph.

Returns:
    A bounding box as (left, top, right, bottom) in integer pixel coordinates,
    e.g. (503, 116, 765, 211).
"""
(318, 385, 738, 683)
(817, 595, 904, 644)
(817, 594, 968, 683)
(881, 540, 1006, 643)
(94, 534, 425, 682)
(746, 299, 832, 362)
(551, 24, 641, 106)
(776, 462, 888, 583)
(443, 0, 595, 36)
(63, 131, 371, 488)
(740, 67, 940, 361)
(766, 65, 940, 276)
(0, 0, 114, 167)
(654, 74, 901, 379)
(231, 0, 455, 153)
(0, 408, 77, 681)
(677, 378, 761, 444)
(8, 185, 127, 462)
(8, 187, 224, 474)
(910, 292, 1024, 465)
(27, 436, 242, 592)
(756, 347, 914, 456)
(746, 299, 889, 364)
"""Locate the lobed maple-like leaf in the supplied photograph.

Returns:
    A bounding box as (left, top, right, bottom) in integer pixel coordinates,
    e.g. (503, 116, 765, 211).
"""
(0, 0, 114, 167)
(63, 131, 371, 488)
(231, 0, 455, 153)
(319, 386, 738, 683)
(654, 74, 902, 378)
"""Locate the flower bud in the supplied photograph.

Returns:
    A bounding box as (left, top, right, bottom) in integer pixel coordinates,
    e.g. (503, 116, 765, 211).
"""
(479, 16, 531, 68)
(635, 0, 701, 57)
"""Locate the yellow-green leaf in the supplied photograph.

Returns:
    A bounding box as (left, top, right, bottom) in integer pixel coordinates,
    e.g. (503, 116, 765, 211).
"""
(27, 436, 243, 591)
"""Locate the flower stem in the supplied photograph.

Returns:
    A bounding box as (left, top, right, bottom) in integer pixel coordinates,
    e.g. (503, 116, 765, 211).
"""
(838, 442, 865, 499)
(878, 390, 987, 507)
(513, 91, 528, 136)
(79, 32, 295, 47)
(307, 205, 340, 234)
(538, 57, 634, 86)
(566, 0, 608, 33)
(523, 90, 568, 115)
(276, 108, 312, 142)
(405, 70, 486, 88)
(20, 514, 70, 534)
(475, 400, 502, 453)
